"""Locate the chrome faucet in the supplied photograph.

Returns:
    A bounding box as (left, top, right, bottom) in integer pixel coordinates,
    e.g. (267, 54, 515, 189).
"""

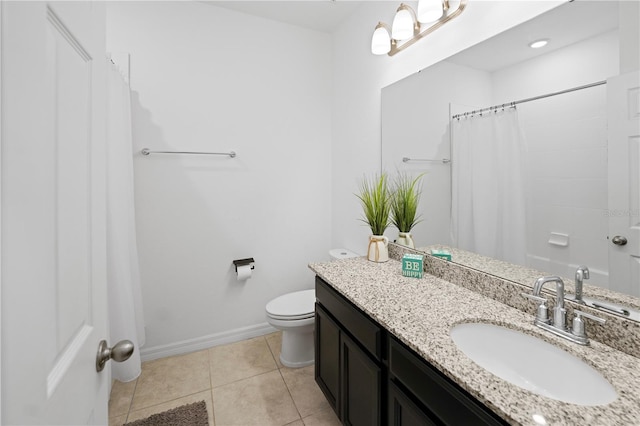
(532, 275, 566, 328)
(574, 265, 589, 304)
(522, 275, 606, 345)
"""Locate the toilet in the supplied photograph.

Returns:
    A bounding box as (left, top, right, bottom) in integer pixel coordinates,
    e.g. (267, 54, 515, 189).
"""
(265, 248, 359, 368)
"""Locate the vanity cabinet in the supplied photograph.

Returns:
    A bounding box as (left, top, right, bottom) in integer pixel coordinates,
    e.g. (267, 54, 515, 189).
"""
(315, 276, 508, 426)
(315, 277, 383, 426)
(388, 379, 436, 426)
(341, 330, 382, 425)
(315, 305, 340, 410)
(388, 337, 506, 426)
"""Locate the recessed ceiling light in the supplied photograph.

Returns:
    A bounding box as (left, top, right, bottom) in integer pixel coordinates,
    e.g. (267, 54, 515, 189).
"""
(529, 39, 549, 49)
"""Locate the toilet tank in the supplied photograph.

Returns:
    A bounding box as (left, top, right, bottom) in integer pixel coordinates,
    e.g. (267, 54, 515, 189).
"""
(329, 248, 359, 260)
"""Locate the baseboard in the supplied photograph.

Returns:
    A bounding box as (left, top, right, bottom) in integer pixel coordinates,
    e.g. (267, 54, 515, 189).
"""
(139, 322, 278, 362)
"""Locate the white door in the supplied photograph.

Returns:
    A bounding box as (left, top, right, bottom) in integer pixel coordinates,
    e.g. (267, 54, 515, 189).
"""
(1, 1, 110, 424)
(608, 70, 640, 297)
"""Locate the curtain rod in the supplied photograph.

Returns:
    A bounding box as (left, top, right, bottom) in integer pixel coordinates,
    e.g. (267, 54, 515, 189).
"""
(451, 80, 607, 120)
(141, 148, 236, 158)
(402, 157, 451, 164)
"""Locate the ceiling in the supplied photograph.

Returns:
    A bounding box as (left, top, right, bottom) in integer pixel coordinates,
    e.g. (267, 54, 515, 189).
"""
(201, 1, 365, 33)
(447, 1, 620, 72)
(200, 1, 621, 68)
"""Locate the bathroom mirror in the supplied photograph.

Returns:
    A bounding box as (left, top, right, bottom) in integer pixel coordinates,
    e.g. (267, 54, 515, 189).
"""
(381, 1, 640, 303)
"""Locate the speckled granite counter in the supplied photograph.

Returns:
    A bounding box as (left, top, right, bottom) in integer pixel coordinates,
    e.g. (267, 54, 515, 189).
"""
(388, 243, 640, 359)
(417, 244, 640, 313)
(309, 257, 640, 426)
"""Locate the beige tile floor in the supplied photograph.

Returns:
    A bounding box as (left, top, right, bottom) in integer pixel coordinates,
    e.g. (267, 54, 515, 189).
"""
(108, 332, 341, 426)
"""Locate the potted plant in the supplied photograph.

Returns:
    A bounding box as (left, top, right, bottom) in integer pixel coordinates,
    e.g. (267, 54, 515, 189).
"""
(356, 173, 392, 262)
(390, 172, 425, 248)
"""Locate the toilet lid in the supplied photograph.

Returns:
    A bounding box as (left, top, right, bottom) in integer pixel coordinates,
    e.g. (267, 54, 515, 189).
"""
(266, 289, 315, 318)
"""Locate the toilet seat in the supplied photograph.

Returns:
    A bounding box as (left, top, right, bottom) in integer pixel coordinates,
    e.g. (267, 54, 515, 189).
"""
(267, 311, 314, 321)
(266, 289, 315, 321)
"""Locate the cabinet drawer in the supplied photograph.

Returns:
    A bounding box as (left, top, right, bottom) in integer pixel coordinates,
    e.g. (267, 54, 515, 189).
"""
(315, 276, 382, 361)
(389, 337, 507, 426)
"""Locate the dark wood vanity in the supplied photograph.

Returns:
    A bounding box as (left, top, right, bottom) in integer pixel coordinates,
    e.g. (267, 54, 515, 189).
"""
(314, 276, 507, 426)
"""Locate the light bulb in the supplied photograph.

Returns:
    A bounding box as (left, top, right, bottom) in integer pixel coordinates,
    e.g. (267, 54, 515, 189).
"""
(371, 23, 391, 55)
(417, 0, 443, 23)
(391, 6, 415, 41)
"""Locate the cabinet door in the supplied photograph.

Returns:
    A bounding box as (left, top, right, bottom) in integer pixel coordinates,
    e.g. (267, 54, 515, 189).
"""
(389, 380, 437, 426)
(315, 303, 341, 416)
(341, 333, 382, 426)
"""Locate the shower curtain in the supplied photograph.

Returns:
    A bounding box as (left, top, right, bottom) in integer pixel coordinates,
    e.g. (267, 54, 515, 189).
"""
(451, 108, 527, 265)
(107, 59, 146, 382)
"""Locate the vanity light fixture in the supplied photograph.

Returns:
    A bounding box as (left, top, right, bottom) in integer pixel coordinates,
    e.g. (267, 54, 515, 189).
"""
(529, 39, 549, 49)
(372, 0, 467, 56)
(418, 0, 445, 23)
(371, 22, 392, 55)
(391, 3, 418, 41)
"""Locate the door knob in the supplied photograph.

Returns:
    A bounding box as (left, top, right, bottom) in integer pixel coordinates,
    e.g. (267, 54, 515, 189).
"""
(96, 339, 134, 372)
(612, 236, 628, 246)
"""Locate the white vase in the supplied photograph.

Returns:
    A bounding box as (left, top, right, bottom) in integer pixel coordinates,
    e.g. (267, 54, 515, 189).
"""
(367, 235, 389, 262)
(396, 232, 415, 248)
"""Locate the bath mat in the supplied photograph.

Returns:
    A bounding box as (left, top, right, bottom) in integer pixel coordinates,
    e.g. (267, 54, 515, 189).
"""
(124, 400, 208, 426)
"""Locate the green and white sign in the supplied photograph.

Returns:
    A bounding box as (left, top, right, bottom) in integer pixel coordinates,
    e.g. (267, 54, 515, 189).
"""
(402, 254, 423, 278)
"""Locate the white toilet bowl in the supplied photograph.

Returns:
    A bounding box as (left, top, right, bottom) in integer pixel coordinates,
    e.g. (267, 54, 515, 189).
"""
(266, 289, 316, 368)
(265, 249, 358, 368)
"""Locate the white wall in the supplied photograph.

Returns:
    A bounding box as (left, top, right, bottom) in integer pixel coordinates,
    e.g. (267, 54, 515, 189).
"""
(492, 31, 619, 286)
(107, 1, 332, 357)
(105, 0, 565, 357)
(331, 1, 562, 256)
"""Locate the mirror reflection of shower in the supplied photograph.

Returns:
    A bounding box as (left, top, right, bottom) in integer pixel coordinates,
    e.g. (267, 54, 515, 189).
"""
(381, 0, 639, 297)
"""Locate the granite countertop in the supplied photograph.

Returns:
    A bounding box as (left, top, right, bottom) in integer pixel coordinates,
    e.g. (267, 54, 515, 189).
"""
(418, 244, 640, 314)
(309, 257, 640, 426)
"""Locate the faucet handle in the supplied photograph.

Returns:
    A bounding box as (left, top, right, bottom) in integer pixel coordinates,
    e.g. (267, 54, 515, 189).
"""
(573, 309, 606, 324)
(521, 293, 547, 304)
(572, 309, 606, 338)
(521, 293, 550, 323)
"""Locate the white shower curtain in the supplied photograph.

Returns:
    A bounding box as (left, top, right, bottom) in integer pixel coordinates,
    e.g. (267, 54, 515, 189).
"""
(451, 108, 527, 265)
(107, 60, 146, 382)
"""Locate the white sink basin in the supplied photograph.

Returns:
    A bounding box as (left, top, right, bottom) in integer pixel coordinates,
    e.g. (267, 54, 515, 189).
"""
(450, 323, 617, 406)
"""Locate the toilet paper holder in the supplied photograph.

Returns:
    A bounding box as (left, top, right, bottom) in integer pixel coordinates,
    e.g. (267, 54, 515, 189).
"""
(233, 258, 255, 272)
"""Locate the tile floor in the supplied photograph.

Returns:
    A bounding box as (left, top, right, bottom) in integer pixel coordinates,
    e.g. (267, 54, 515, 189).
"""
(108, 332, 341, 426)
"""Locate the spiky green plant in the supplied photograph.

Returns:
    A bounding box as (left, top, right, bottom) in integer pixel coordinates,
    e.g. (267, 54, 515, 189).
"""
(356, 173, 392, 236)
(391, 172, 425, 232)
